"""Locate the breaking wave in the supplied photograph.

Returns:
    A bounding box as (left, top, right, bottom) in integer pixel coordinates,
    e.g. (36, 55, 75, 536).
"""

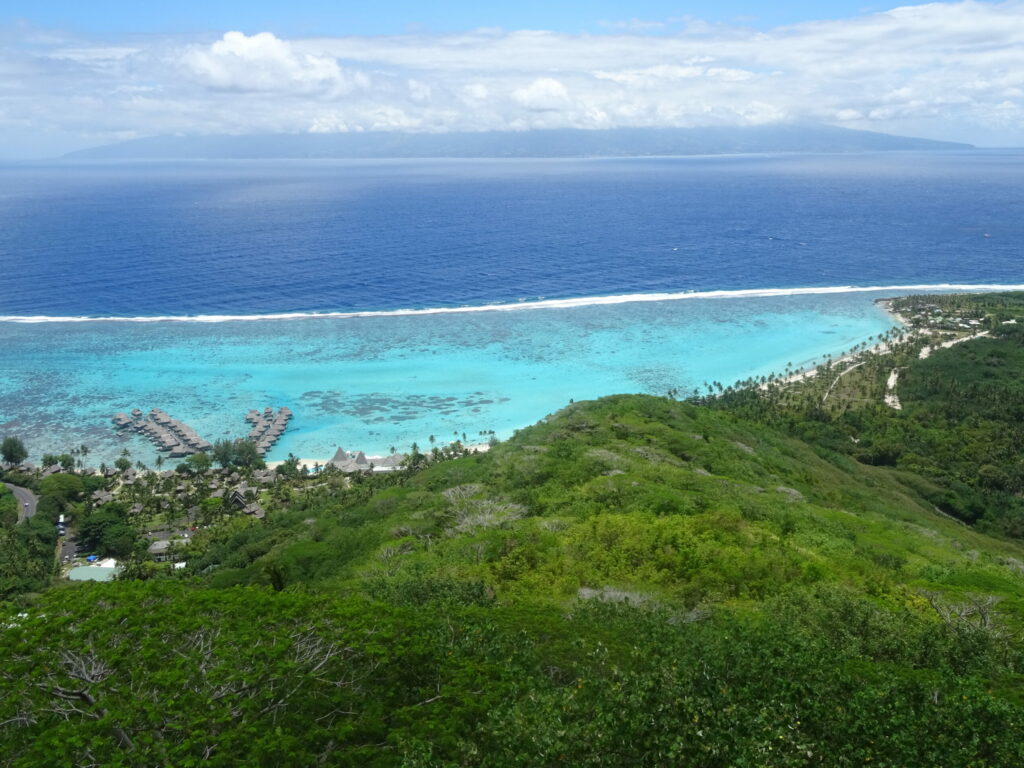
(2, 283, 1023, 324)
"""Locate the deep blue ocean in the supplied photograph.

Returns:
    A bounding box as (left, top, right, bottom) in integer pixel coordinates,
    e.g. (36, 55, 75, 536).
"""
(1, 151, 1022, 317)
(1, 151, 1022, 464)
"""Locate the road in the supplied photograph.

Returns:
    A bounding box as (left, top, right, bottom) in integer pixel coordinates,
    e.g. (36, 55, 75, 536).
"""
(3, 482, 38, 523)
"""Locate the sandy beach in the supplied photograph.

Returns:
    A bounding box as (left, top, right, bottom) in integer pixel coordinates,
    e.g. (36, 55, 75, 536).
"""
(264, 443, 492, 472)
(760, 298, 908, 390)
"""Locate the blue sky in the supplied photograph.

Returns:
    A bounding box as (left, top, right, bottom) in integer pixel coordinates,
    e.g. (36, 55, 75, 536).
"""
(3, 1, 894, 36)
(1, 2, 1022, 157)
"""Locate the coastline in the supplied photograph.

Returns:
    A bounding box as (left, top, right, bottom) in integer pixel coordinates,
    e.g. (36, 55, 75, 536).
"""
(0, 288, 964, 466)
(761, 297, 909, 390)
(264, 443, 492, 472)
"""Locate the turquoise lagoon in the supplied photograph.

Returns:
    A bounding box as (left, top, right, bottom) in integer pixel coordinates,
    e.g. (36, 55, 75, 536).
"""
(0, 288, 912, 465)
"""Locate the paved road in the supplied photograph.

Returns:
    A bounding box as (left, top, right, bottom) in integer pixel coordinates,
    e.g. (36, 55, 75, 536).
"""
(3, 482, 38, 523)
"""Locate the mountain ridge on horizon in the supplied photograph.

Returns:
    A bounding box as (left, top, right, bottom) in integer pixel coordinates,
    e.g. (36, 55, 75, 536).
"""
(64, 123, 973, 160)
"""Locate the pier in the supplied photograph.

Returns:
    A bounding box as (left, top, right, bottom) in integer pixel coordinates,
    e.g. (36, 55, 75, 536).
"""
(113, 409, 213, 457)
(244, 406, 292, 456)
(111, 405, 292, 459)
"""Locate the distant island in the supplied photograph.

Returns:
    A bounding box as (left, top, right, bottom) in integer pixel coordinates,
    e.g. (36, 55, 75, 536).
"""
(64, 124, 973, 160)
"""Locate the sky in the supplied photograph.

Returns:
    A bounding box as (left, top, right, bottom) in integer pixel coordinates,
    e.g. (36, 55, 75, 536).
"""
(1, 1, 1022, 157)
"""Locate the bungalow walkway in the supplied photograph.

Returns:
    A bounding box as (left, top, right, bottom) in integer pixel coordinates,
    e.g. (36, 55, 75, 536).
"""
(113, 408, 213, 457)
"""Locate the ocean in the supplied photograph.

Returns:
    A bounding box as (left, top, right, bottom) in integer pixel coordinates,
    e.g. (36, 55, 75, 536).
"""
(1, 151, 1022, 464)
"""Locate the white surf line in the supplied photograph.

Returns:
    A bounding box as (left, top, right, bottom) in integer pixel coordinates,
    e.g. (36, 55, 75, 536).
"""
(4, 283, 1024, 324)
(884, 368, 902, 410)
(918, 330, 990, 360)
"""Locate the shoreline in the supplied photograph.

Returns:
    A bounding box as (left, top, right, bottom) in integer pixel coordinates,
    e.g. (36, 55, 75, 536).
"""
(3, 282, 1023, 324)
(1, 289, 994, 466)
(264, 443, 492, 472)
(761, 297, 908, 390)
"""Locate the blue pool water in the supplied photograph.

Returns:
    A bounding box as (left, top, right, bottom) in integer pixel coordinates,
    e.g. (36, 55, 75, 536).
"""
(1, 152, 1022, 463)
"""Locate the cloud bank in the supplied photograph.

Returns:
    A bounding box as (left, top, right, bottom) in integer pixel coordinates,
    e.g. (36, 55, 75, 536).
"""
(2, 1, 1023, 155)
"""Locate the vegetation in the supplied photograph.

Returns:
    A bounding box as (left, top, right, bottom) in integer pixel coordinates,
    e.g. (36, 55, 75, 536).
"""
(0, 482, 17, 528)
(4, 293, 1024, 765)
(212, 438, 266, 469)
(0, 484, 56, 599)
(703, 292, 1024, 538)
(1, 435, 28, 465)
(3, 580, 1021, 767)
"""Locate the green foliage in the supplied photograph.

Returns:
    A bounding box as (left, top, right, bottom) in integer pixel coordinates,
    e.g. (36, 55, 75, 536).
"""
(198, 496, 225, 525)
(212, 438, 266, 469)
(0, 515, 56, 599)
(274, 453, 303, 478)
(1, 435, 28, 465)
(1, 583, 1021, 767)
(78, 504, 138, 558)
(41, 452, 77, 471)
(178, 450, 212, 475)
(705, 294, 1024, 539)
(0, 484, 17, 528)
(39, 473, 84, 503)
(5, 292, 1024, 762)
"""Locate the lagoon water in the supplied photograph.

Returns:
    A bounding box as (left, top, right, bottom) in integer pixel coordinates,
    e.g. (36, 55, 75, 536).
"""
(1, 152, 1022, 463)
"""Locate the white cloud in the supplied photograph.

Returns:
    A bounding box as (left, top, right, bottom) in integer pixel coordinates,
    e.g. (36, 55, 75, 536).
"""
(3, 1, 1024, 155)
(462, 83, 489, 100)
(184, 31, 359, 94)
(512, 77, 569, 110)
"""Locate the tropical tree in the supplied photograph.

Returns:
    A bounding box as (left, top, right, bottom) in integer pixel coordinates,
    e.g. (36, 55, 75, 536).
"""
(1, 435, 28, 465)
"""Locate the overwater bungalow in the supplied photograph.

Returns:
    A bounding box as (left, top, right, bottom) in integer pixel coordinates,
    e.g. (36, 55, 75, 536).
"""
(115, 407, 213, 459)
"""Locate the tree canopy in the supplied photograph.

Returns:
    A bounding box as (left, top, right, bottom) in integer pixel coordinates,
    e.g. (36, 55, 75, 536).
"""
(1, 435, 28, 465)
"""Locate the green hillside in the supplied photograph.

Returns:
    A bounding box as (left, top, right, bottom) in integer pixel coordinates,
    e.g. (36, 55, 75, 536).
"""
(192, 394, 1024, 616)
(4, 294, 1024, 766)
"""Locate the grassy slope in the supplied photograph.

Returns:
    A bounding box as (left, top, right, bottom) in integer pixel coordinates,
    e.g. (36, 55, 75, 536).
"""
(200, 395, 1024, 619)
(6, 393, 1024, 766)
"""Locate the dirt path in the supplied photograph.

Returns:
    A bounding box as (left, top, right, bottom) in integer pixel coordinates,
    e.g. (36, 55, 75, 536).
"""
(821, 361, 865, 403)
(919, 330, 989, 360)
(884, 368, 902, 410)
